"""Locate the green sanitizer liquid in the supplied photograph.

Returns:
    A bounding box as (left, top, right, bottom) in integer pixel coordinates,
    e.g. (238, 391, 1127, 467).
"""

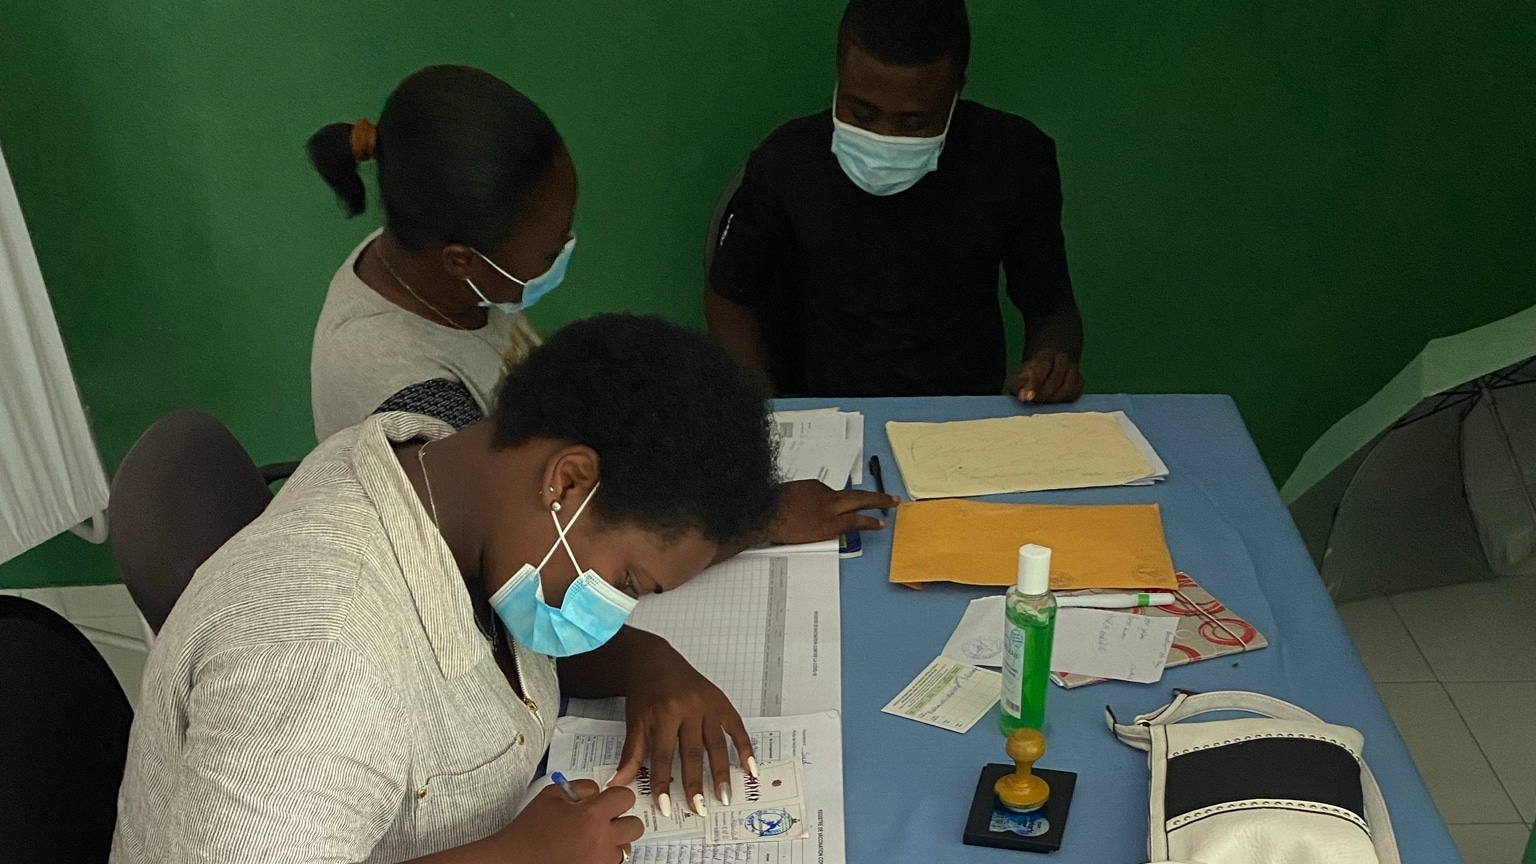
(1000, 544, 1057, 735)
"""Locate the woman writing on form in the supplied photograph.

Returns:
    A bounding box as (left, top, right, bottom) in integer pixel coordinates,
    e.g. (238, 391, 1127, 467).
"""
(306, 65, 894, 549)
(112, 315, 780, 864)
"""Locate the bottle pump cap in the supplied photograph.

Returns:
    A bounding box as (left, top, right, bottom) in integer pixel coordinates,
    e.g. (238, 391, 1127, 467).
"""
(1017, 544, 1051, 594)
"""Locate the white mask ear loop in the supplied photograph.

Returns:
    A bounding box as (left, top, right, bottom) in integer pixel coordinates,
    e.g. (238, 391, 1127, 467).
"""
(540, 482, 601, 574)
(477, 250, 531, 287)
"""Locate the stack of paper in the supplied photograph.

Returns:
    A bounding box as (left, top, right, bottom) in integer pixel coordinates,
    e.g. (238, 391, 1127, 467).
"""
(774, 408, 864, 488)
(1049, 575, 1269, 688)
(884, 411, 1167, 499)
(937, 595, 1178, 684)
(934, 574, 1268, 688)
(567, 552, 841, 721)
(552, 548, 849, 861)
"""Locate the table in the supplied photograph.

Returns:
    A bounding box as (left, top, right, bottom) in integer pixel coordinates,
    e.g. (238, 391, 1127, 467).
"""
(777, 394, 1459, 864)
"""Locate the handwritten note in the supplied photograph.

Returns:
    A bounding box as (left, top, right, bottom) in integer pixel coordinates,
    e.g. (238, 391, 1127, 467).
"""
(1051, 608, 1179, 684)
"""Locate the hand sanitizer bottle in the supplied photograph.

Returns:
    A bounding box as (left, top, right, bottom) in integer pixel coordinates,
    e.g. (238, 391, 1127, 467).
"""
(1000, 544, 1057, 735)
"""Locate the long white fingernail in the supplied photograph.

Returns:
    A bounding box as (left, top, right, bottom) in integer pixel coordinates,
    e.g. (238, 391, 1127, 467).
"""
(718, 783, 731, 806)
(657, 792, 671, 819)
(746, 756, 759, 778)
(691, 793, 708, 816)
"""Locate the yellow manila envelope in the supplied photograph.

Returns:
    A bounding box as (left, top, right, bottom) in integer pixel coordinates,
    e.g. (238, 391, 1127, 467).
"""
(888, 499, 1178, 590)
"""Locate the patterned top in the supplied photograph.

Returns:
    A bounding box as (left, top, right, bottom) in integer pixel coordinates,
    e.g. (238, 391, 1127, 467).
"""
(310, 230, 542, 442)
(110, 412, 560, 864)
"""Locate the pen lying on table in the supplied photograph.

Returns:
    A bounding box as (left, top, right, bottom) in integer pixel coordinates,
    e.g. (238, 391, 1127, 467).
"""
(1055, 592, 1175, 609)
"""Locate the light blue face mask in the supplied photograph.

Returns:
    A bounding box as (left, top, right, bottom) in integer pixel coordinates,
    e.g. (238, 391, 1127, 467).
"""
(830, 92, 959, 196)
(487, 482, 638, 657)
(467, 235, 577, 315)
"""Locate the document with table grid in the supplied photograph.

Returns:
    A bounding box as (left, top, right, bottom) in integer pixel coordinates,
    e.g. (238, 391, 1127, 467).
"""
(565, 552, 842, 720)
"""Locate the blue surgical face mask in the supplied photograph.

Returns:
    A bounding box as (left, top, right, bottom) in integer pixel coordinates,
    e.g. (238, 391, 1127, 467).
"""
(830, 91, 959, 196)
(467, 235, 577, 315)
(487, 482, 638, 657)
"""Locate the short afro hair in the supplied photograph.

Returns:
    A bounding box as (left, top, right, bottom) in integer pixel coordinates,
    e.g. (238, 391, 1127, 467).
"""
(837, 0, 971, 76)
(493, 314, 780, 546)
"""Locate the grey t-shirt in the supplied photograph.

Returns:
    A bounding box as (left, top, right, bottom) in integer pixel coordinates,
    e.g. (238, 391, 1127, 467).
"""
(310, 231, 540, 442)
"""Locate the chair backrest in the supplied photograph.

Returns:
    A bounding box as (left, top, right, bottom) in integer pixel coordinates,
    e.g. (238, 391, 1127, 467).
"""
(0, 595, 132, 864)
(108, 410, 274, 632)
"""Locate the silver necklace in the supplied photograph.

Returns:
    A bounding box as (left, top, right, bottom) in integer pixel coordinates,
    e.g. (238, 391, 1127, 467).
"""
(379, 245, 517, 362)
(380, 247, 466, 331)
(417, 442, 496, 646)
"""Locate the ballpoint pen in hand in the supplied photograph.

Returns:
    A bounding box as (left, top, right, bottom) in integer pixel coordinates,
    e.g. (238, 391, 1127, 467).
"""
(549, 771, 583, 802)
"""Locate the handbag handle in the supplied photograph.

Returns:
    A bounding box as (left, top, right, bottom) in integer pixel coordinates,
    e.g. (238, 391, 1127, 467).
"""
(1107, 690, 1400, 864)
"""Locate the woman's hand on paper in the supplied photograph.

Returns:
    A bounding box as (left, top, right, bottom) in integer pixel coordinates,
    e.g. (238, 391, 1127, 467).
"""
(769, 479, 898, 543)
(610, 635, 755, 817)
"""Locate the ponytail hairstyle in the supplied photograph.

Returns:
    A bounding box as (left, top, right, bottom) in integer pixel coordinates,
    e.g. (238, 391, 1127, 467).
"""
(306, 65, 563, 251)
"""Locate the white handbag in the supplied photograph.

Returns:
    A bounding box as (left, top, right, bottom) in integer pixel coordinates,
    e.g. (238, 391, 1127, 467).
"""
(1109, 690, 1401, 864)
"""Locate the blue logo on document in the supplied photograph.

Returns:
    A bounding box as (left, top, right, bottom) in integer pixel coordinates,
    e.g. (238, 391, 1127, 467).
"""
(990, 809, 1050, 837)
(745, 808, 795, 837)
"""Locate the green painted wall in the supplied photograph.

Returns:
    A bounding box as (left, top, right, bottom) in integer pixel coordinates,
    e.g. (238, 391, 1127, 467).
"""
(2, 1, 1532, 587)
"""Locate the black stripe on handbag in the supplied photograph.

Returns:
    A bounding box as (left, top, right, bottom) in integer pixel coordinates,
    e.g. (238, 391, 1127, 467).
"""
(1165, 737, 1366, 820)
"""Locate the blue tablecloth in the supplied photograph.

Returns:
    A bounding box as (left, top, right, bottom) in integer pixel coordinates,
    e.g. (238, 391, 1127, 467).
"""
(777, 394, 1458, 864)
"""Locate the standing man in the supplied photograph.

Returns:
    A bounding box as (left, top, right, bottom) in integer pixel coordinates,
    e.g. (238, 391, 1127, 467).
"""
(705, 0, 1083, 402)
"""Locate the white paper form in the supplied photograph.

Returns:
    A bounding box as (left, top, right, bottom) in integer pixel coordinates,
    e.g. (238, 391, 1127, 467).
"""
(739, 539, 839, 557)
(772, 409, 865, 488)
(1112, 411, 1169, 486)
(541, 712, 847, 864)
(881, 657, 1001, 733)
(567, 554, 841, 720)
(940, 595, 1007, 667)
(561, 759, 807, 843)
(844, 413, 865, 484)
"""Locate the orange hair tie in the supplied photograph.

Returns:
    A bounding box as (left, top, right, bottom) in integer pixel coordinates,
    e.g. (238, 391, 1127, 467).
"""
(350, 118, 377, 163)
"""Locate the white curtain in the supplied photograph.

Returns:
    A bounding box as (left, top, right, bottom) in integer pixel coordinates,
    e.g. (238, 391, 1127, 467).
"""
(0, 141, 109, 565)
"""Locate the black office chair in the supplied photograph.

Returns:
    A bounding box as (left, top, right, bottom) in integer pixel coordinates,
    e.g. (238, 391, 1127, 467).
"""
(108, 410, 300, 633)
(0, 595, 133, 864)
(705, 166, 807, 395)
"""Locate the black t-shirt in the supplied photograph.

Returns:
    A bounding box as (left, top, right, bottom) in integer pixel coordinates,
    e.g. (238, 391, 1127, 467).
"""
(709, 101, 1074, 397)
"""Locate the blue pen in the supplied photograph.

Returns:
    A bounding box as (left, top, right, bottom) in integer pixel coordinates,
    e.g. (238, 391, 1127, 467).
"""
(550, 771, 582, 802)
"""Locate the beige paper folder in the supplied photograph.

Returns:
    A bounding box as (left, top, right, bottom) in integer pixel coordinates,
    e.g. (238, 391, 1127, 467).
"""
(885, 413, 1154, 499)
(888, 499, 1178, 590)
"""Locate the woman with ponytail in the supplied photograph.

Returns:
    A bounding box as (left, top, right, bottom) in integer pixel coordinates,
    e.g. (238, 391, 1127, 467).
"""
(306, 65, 896, 548)
(308, 64, 567, 443)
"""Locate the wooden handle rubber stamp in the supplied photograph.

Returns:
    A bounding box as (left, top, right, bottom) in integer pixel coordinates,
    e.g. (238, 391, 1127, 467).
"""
(993, 728, 1050, 813)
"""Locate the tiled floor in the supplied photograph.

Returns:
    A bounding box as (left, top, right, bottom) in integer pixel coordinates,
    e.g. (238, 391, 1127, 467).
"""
(5, 579, 1534, 862)
(1340, 573, 1536, 864)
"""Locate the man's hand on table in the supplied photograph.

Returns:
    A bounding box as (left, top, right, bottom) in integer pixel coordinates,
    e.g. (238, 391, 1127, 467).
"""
(1008, 348, 1085, 404)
